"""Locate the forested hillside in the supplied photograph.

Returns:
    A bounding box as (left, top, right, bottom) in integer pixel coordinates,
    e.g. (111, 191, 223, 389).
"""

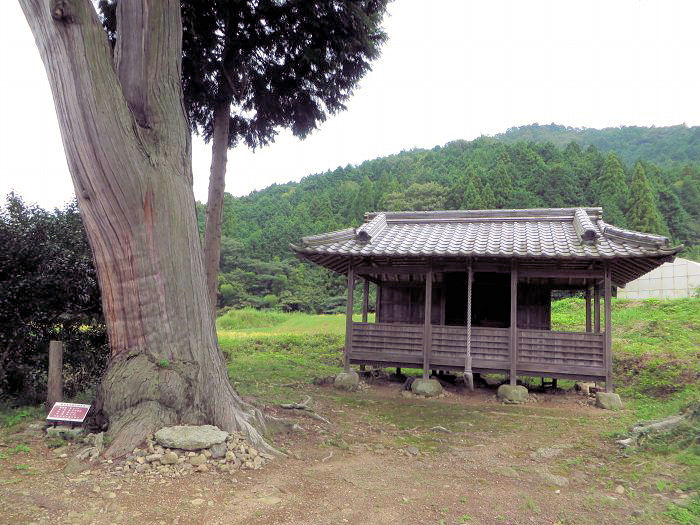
(200, 125, 700, 312)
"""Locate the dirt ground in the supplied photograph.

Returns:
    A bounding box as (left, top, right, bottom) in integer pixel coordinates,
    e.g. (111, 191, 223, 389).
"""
(0, 380, 690, 524)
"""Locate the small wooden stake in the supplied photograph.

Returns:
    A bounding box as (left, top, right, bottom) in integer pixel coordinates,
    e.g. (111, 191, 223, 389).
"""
(47, 340, 64, 409)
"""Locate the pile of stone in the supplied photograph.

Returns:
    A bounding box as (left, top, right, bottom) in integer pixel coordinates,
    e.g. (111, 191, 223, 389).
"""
(112, 425, 272, 477)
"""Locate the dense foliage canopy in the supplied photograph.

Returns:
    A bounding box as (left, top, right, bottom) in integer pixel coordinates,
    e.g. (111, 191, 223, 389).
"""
(101, 0, 388, 147)
(0, 195, 107, 402)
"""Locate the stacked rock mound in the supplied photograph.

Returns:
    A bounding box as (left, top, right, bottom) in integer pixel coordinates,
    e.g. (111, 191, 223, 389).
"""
(113, 425, 271, 477)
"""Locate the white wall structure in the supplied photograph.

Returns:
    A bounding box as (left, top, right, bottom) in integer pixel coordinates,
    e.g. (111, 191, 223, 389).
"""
(618, 258, 700, 299)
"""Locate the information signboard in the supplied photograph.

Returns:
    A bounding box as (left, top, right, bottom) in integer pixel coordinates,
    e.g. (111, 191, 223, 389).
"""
(46, 402, 91, 424)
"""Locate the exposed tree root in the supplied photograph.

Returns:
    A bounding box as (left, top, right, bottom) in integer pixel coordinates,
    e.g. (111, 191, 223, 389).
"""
(617, 413, 690, 448)
(93, 349, 278, 458)
(279, 396, 331, 424)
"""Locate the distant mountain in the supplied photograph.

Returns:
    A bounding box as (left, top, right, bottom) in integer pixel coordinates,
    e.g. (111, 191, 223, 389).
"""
(493, 123, 699, 166)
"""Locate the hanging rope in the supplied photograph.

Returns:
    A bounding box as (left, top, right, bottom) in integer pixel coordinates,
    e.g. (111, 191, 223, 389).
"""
(464, 262, 474, 391)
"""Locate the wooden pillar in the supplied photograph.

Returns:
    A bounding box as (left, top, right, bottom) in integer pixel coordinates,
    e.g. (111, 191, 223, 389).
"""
(422, 268, 433, 380)
(465, 262, 474, 391)
(360, 278, 369, 372)
(47, 340, 64, 408)
(585, 287, 592, 332)
(604, 266, 613, 392)
(440, 286, 446, 326)
(361, 279, 369, 323)
(344, 266, 355, 372)
(375, 281, 382, 323)
(594, 285, 601, 333)
(509, 263, 518, 386)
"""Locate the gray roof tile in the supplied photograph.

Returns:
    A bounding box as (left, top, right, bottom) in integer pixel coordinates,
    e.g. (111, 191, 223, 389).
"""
(293, 208, 680, 262)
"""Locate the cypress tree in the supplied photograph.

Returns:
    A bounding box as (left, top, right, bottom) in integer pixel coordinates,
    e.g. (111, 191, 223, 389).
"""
(626, 162, 666, 234)
(481, 183, 497, 209)
(657, 187, 695, 245)
(490, 161, 514, 208)
(596, 153, 628, 226)
(460, 173, 484, 209)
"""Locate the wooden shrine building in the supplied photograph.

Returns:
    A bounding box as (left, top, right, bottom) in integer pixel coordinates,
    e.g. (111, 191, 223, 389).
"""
(292, 208, 681, 391)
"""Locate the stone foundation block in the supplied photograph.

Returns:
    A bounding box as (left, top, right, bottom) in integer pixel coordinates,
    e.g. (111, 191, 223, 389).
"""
(334, 370, 360, 391)
(497, 384, 529, 403)
(595, 392, 623, 410)
(411, 378, 443, 397)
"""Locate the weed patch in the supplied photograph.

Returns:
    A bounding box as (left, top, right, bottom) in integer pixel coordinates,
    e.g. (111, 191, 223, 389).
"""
(665, 497, 700, 525)
(0, 406, 44, 428)
(7, 444, 30, 455)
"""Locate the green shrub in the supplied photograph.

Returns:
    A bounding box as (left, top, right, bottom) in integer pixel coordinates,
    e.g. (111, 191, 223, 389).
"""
(0, 194, 107, 402)
(262, 294, 279, 308)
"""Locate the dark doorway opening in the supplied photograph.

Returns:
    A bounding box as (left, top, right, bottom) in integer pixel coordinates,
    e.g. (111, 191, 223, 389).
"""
(444, 272, 510, 328)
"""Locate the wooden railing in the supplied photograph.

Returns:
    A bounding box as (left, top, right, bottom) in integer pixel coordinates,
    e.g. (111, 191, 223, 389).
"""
(349, 322, 606, 380)
(517, 329, 605, 377)
(430, 325, 510, 370)
(351, 322, 423, 368)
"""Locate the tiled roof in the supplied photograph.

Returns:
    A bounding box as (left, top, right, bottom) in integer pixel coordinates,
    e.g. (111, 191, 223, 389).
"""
(293, 208, 678, 259)
(291, 208, 682, 285)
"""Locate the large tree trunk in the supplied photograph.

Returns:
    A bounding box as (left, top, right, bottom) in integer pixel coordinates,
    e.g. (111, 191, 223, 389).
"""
(19, 0, 271, 458)
(203, 95, 232, 309)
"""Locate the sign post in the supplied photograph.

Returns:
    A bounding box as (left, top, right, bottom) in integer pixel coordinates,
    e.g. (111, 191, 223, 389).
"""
(47, 340, 64, 408)
(46, 402, 91, 428)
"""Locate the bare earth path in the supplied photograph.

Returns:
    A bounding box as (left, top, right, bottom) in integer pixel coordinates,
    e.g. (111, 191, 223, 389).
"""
(0, 382, 688, 524)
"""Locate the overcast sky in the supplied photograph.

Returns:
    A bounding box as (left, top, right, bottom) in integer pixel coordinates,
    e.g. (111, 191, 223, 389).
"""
(1, 0, 699, 209)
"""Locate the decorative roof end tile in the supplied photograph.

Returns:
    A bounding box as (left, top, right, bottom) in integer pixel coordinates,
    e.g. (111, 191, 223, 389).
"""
(573, 208, 599, 245)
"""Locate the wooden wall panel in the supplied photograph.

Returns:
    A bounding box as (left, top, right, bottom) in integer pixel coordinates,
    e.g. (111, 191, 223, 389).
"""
(378, 283, 443, 324)
(517, 284, 551, 330)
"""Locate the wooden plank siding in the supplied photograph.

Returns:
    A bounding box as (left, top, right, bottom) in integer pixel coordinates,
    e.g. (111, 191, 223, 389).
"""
(349, 322, 606, 381)
(517, 329, 605, 370)
(431, 325, 510, 369)
(350, 322, 423, 368)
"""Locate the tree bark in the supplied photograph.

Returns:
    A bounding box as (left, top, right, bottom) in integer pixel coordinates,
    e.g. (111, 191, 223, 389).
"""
(203, 95, 232, 309)
(19, 0, 272, 458)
